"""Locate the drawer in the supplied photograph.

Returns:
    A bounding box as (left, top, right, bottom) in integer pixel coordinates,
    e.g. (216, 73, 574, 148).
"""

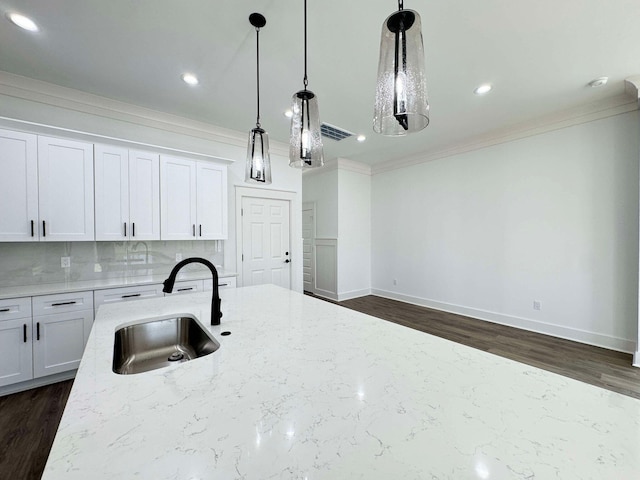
(203, 277, 236, 290)
(32, 291, 94, 316)
(0, 297, 32, 321)
(164, 280, 203, 296)
(94, 284, 164, 310)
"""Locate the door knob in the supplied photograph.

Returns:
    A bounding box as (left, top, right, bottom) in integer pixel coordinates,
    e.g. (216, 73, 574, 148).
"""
(285, 259, 290, 263)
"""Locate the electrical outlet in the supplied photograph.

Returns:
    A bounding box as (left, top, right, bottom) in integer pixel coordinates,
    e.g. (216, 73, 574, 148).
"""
(533, 300, 541, 311)
(61, 256, 71, 268)
(175, 253, 183, 262)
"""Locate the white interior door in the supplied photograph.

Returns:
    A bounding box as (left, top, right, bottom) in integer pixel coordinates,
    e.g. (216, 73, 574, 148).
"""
(242, 197, 291, 288)
(302, 203, 315, 293)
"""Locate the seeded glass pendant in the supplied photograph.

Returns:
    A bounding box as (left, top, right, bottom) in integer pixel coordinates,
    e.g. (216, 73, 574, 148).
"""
(289, 0, 324, 168)
(245, 13, 272, 184)
(373, 0, 429, 136)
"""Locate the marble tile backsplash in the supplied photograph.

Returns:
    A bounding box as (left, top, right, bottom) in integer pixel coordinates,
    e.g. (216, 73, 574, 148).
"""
(0, 241, 225, 287)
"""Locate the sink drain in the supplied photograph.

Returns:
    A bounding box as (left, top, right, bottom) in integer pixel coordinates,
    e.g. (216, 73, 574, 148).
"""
(168, 352, 184, 362)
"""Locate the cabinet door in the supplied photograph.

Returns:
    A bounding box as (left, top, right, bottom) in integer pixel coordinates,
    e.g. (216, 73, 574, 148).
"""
(38, 136, 95, 241)
(0, 318, 33, 387)
(129, 150, 160, 240)
(160, 155, 197, 240)
(197, 162, 228, 239)
(0, 129, 39, 241)
(32, 310, 93, 378)
(95, 144, 129, 241)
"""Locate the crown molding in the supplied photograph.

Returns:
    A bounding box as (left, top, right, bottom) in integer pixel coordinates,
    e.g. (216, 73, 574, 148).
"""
(0, 70, 289, 157)
(372, 93, 638, 175)
(302, 157, 372, 178)
(625, 75, 640, 106)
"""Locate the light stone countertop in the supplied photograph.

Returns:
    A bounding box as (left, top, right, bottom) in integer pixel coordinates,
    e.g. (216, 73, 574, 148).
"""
(42, 285, 640, 479)
(0, 269, 238, 300)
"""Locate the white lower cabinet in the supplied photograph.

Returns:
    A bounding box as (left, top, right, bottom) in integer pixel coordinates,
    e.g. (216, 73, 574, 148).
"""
(164, 280, 203, 296)
(0, 298, 33, 387)
(0, 292, 94, 388)
(94, 284, 164, 314)
(32, 291, 94, 378)
(203, 277, 236, 290)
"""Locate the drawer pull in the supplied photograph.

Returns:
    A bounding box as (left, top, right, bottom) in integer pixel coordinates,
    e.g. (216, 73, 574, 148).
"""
(121, 293, 141, 299)
(36, 322, 40, 341)
(23, 324, 27, 343)
(219, 283, 228, 287)
(0, 308, 10, 313)
(177, 287, 194, 292)
(52, 301, 77, 307)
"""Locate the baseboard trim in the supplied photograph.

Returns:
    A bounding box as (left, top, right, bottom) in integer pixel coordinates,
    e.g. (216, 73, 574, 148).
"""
(371, 289, 636, 354)
(633, 351, 640, 368)
(0, 370, 76, 397)
(338, 288, 372, 301)
(314, 290, 339, 302)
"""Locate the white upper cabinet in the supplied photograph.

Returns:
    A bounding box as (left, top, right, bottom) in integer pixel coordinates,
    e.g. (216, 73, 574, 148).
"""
(0, 129, 39, 241)
(38, 136, 95, 241)
(161, 155, 227, 241)
(129, 149, 160, 240)
(95, 145, 160, 241)
(160, 155, 197, 240)
(197, 162, 228, 239)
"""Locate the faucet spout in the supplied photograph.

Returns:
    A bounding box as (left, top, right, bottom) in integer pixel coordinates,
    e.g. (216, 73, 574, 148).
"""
(163, 257, 222, 326)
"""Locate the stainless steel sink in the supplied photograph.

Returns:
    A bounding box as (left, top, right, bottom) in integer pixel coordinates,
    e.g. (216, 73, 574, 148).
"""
(112, 315, 220, 375)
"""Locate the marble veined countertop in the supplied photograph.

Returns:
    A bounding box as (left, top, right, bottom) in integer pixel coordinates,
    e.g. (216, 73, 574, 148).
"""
(42, 285, 640, 479)
(0, 269, 237, 300)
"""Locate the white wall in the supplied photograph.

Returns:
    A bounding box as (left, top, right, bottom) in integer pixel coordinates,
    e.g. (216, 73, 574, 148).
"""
(372, 112, 639, 352)
(337, 169, 371, 299)
(302, 169, 338, 238)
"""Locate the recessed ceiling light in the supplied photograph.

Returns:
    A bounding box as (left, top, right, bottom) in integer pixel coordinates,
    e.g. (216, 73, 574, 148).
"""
(588, 77, 608, 88)
(7, 12, 39, 32)
(181, 73, 199, 86)
(357, 135, 366, 142)
(474, 84, 493, 95)
(284, 109, 293, 118)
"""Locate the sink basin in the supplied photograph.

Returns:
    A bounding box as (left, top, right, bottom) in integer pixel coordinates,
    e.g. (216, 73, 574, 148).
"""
(112, 315, 220, 375)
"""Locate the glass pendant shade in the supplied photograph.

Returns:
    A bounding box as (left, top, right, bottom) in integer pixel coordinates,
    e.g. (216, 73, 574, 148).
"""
(245, 127, 272, 184)
(289, 89, 324, 168)
(373, 8, 429, 136)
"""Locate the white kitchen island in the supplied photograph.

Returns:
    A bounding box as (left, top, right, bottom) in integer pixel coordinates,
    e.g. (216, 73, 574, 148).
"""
(42, 285, 640, 479)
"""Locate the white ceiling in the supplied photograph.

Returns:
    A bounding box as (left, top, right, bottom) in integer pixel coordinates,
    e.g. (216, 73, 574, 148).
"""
(1, 0, 639, 166)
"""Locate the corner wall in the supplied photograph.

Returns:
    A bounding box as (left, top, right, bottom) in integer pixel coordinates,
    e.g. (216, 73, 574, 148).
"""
(372, 112, 639, 352)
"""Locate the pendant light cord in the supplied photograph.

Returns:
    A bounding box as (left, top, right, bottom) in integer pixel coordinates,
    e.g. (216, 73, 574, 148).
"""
(255, 26, 261, 128)
(303, 0, 308, 89)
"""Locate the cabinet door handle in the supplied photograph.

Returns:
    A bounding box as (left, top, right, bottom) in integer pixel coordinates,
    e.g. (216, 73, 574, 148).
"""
(192, 224, 196, 237)
(31, 220, 35, 237)
(218, 283, 228, 287)
(23, 324, 27, 343)
(124, 222, 127, 237)
(36, 322, 40, 341)
(199, 224, 202, 237)
(132, 223, 136, 237)
(121, 293, 141, 299)
(0, 308, 9, 313)
(177, 287, 193, 292)
(51, 301, 77, 307)
(42, 220, 46, 237)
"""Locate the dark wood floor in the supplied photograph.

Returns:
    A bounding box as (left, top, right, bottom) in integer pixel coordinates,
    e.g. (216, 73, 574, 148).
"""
(1, 294, 639, 479)
(313, 293, 640, 399)
(0, 380, 73, 480)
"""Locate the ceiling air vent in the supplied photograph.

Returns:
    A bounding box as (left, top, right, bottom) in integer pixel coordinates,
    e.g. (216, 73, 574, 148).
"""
(320, 123, 354, 141)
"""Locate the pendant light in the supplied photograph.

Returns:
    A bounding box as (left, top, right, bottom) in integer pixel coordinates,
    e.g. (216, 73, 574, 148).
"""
(373, 0, 429, 136)
(289, 0, 324, 168)
(245, 13, 272, 184)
